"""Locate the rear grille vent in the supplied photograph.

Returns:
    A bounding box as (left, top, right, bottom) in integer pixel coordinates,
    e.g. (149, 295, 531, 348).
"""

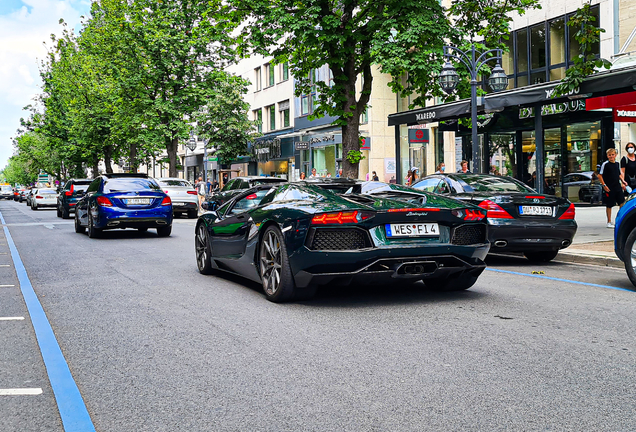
(309, 228, 370, 251)
(451, 224, 486, 245)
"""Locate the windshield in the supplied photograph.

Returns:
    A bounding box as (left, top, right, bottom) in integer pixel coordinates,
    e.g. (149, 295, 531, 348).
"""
(1, 186, 11, 192)
(159, 180, 192, 187)
(73, 184, 89, 192)
(461, 175, 534, 193)
(103, 178, 161, 193)
(38, 189, 57, 194)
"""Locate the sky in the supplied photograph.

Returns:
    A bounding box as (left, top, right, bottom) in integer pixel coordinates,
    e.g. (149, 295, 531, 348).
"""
(0, 0, 91, 170)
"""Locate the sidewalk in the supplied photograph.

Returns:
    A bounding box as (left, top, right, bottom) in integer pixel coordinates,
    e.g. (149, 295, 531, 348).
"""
(555, 205, 623, 268)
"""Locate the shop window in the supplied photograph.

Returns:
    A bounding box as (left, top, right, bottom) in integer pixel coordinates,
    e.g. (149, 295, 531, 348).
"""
(549, 19, 566, 66)
(488, 133, 517, 178)
(254, 67, 261, 92)
(268, 105, 276, 130)
(530, 71, 546, 85)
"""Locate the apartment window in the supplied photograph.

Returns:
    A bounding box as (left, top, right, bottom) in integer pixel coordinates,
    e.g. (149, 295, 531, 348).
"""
(254, 109, 262, 132)
(267, 64, 275, 87)
(279, 100, 290, 128)
(268, 105, 276, 130)
(281, 62, 289, 81)
(254, 67, 261, 92)
(502, 5, 600, 89)
(300, 69, 318, 116)
(360, 107, 368, 124)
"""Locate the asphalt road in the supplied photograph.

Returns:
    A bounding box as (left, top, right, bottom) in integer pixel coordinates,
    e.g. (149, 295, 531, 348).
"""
(1, 199, 635, 432)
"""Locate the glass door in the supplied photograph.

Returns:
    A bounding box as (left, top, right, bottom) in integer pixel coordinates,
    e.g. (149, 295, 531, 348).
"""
(488, 133, 517, 177)
(544, 128, 562, 197)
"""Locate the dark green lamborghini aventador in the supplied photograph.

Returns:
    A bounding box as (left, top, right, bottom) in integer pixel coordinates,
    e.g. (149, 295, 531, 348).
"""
(195, 182, 490, 302)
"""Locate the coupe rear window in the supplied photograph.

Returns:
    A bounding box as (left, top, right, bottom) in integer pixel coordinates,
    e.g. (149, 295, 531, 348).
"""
(38, 189, 57, 194)
(73, 184, 89, 192)
(159, 180, 192, 187)
(103, 178, 161, 193)
(461, 175, 534, 193)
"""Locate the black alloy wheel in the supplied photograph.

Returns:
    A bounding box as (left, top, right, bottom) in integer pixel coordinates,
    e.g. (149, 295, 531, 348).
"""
(259, 226, 299, 302)
(195, 223, 214, 275)
(74, 212, 85, 234)
(87, 213, 101, 238)
(61, 206, 70, 219)
(157, 225, 172, 237)
(425, 274, 479, 292)
(524, 250, 559, 262)
(31, 202, 37, 210)
(56, 206, 62, 218)
(622, 228, 636, 289)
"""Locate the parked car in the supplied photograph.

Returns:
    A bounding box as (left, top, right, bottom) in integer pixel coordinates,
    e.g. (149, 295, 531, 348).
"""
(57, 179, 92, 219)
(563, 171, 602, 203)
(30, 188, 59, 210)
(0, 185, 13, 200)
(74, 174, 173, 238)
(412, 173, 577, 262)
(19, 188, 29, 203)
(13, 186, 25, 201)
(206, 176, 285, 210)
(157, 178, 198, 218)
(196, 182, 490, 302)
(614, 194, 636, 287)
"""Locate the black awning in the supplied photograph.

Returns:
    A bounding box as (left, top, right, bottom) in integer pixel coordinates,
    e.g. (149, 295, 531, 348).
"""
(387, 100, 470, 126)
(388, 65, 636, 127)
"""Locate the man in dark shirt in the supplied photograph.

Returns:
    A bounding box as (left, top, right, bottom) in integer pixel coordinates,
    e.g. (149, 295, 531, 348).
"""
(598, 148, 627, 228)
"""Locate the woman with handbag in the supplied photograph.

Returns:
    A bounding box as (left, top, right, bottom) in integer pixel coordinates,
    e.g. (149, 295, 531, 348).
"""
(621, 142, 636, 194)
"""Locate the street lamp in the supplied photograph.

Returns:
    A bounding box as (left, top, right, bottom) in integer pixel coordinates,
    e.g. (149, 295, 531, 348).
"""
(439, 45, 508, 173)
(185, 133, 197, 182)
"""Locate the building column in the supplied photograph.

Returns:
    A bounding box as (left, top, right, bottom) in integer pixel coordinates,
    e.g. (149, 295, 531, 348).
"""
(534, 103, 544, 194)
(395, 125, 401, 185)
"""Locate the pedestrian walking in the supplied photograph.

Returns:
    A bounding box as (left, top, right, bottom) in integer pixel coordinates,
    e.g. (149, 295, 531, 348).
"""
(598, 148, 627, 228)
(621, 142, 636, 194)
(372, 171, 379, 181)
(196, 176, 206, 212)
(434, 162, 445, 174)
(309, 168, 319, 178)
(458, 160, 469, 173)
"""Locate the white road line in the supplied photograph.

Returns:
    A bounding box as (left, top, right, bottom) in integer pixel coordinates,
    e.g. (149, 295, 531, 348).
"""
(0, 388, 43, 395)
(0, 317, 25, 320)
(0, 284, 15, 287)
(0, 264, 11, 267)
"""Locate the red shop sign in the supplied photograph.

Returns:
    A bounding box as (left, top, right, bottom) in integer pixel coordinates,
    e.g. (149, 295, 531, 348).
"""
(614, 105, 636, 122)
(587, 91, 636, 111)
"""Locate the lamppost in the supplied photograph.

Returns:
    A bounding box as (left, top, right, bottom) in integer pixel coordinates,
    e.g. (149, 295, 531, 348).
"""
(438, 45, 508, 173)
(186, 133, 197, 182)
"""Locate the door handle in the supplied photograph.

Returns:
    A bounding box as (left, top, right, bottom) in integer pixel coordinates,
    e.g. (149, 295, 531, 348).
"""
(236, 214, 246, 220)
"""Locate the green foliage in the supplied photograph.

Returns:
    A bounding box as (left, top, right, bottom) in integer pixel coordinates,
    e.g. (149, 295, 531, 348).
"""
(1, 155, 37, 186)
(551, 1, 611, 98)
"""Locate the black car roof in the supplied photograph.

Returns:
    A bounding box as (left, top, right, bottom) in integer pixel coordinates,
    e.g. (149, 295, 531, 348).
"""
(69, 179, 93, 184)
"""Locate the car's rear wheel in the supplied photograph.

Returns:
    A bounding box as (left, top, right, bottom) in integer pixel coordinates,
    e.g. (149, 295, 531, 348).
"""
(74, 212, 85, 234)
(188, 210, 198, 219)
(259, 226, 301, 302)
(195, 223, 214, 275)
(524, 250, 559, 262)
(425, 274, 479, 292)
(31, 203, 37, 210)
(622, 228, 636, 288)
(56, 206, 62, 217)
(61, 206, 70, 219)
(87, 214, 101, 238)
(157, 225, 172, 237)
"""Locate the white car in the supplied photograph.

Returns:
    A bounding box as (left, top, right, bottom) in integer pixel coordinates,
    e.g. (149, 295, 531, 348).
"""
(156, 178, 198, 218)
(0, 185, 13, 199)
(31, 188, 59, 210)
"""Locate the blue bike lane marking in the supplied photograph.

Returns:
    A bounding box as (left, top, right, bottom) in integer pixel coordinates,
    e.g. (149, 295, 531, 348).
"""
(0, 211, 96, 432)
(486, 268, 634, 293)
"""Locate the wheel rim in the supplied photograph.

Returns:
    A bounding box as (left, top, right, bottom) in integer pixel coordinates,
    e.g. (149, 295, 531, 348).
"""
(260, 231, 282, 296)
(195, 225, 208, 270)
(631, 242, 636, 272)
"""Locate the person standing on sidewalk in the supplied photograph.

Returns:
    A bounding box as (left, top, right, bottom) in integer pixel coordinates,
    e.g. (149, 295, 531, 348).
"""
(598, 148, 627, 228)
(195, 176, 206, 212)
(621, 142, 636, 194)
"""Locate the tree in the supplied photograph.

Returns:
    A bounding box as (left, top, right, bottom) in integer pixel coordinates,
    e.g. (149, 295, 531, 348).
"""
(232, 0, 540, 178)
(551, 1, 611, 98)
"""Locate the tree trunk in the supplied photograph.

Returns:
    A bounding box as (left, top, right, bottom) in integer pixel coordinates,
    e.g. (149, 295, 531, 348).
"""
(104, 146, 114, 174)
(130, 142, 138, 173)
(91, 153, 99, 178)
(342, 118, 361, 179)
(167, 136, 179, 177)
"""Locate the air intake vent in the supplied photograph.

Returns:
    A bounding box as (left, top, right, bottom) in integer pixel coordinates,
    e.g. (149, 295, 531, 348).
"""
(451, 224, 486, 245)
(309, 228, 370, 251)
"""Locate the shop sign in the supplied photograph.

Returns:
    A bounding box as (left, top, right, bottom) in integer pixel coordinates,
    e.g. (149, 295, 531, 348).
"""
(307, 134, 336, 145)
(208, 156, 218, 162)
(519, 100, 586, 119)
(295, 141, 309, 150)
(408, 128, 429, 144)
(415, 112, 436, 121)
(360, 137, 370, 150)
(252, 137, 282, 162)
(613, 105, 636, 122)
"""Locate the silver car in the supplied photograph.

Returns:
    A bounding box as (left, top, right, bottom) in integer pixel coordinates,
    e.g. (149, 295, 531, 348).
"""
(31, 188, 59, 210)
(157, 178, 198, 218)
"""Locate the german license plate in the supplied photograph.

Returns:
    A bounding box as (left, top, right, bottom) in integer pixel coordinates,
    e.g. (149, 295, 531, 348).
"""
(519, 206, 553, 216)
(126, 198, 151, 205)
(386, 223, 439, 237)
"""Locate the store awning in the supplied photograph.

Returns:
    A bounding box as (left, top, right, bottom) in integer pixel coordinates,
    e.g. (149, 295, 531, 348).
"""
(387, 100, 470, 126)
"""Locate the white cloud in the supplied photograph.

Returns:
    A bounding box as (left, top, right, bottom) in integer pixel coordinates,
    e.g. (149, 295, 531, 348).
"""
(0, 0, 91, 169)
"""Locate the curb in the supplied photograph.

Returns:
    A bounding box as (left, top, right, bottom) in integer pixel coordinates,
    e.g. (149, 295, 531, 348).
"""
(555, 251, 624, 269)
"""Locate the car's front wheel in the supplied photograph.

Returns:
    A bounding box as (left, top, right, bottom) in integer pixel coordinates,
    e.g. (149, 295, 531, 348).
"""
(56, 206, 62, 217)
(31, 202, 37, 210)
(622, 228, 636, 288)
(74, 213, 85, 234)
(259, 226, 302, 302)
(524, 250, 559, 262)
(157, 225, 172, 237)
(195, 223, 214, 275)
